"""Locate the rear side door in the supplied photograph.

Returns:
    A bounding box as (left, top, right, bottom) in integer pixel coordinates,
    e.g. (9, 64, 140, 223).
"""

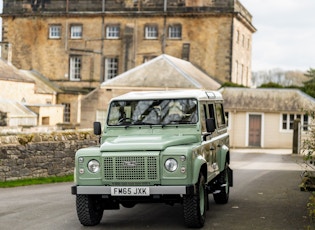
(201, 102, 220, 179)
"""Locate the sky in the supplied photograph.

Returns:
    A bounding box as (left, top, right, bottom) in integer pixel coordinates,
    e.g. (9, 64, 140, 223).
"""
(240, 0, 315, 72)
(0, 1, 314, 72)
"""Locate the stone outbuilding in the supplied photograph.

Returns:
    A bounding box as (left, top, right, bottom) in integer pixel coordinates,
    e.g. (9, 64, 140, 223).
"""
(221, 87, 315, 149)
(80, 54, 221, 128)
(0, 97, 37, 127)
(0, 59, 64, 129)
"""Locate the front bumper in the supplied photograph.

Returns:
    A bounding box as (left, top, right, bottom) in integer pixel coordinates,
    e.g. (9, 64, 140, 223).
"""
(71, 185, 194, 195)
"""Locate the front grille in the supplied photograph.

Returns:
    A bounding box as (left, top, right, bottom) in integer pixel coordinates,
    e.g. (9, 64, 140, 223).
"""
(103, 154, 159, 184)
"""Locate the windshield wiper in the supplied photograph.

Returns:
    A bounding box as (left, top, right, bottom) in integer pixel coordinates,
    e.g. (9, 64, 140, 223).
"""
(123, 121, 157, 128)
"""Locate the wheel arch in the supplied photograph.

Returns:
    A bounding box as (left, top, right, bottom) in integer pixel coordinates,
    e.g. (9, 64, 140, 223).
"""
(192, 155, 207, 185)
(218, 145, 230, 171)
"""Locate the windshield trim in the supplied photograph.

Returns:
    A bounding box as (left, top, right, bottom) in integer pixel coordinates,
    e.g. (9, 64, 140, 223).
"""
(106, 98, 199, 127)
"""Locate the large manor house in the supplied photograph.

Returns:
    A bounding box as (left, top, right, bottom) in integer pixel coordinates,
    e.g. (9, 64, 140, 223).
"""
(0, 0, 255, 128)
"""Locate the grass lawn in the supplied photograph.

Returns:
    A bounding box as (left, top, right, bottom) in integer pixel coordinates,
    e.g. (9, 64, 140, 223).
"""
(0, 175, 74, 188)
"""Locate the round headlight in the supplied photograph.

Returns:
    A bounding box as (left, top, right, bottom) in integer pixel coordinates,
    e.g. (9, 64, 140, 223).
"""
(87, 160, 100, 173)
(165, 158, 178, 172)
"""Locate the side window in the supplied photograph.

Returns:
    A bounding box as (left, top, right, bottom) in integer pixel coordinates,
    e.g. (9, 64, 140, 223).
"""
(208, 104, 215, 119)
(200, 103, 207, 133)
(215, 103, 226, 127)
(207, 103, 217, 131)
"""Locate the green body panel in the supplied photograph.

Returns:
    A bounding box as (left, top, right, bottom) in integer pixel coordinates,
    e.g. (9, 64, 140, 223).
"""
(100, 134, 198, 152)
(74, 90, 230, 191)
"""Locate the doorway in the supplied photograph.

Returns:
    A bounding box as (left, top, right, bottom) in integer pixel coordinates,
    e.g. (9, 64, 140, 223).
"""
(248, 114, 262, 147)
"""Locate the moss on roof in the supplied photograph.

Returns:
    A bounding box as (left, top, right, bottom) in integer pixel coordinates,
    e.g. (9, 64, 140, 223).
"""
(221, 87, 315, 112)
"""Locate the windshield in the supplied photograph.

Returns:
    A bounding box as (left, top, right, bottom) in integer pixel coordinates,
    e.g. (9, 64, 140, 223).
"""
(107, 99, 198, 126)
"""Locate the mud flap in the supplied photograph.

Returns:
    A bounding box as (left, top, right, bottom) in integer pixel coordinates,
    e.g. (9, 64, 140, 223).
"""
(228, 167, 233, 187)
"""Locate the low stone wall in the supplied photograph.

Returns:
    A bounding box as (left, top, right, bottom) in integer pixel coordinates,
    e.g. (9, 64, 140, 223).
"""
(0, 130, 99, 182)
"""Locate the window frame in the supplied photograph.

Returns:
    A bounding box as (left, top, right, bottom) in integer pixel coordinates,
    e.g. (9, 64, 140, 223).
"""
(62, 103, 71, 123)
(69, 56, 82, 81)
(104, 57, 119, 81)
(106, 24, 120, 39)
(49, 24, 61, 39)
(281, 113, 309, 131)
(70, 24, 83, 39)
(215, 103, 226, 128)
(168, 24, 182, 39)
(182, 43, 190, 61)
(144, 24, 158, 39)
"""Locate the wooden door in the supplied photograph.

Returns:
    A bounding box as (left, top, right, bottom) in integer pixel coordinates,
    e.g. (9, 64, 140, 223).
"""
(248, 114, 261, 147)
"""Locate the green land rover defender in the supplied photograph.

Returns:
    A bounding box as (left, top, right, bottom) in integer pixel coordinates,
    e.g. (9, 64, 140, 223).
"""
(71, 90, 232, 228)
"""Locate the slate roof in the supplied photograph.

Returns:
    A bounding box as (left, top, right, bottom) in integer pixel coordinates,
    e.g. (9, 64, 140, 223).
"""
(221, 87, 315, 112)
(101, 54, 221, 90)
(20, 70, 62, 94)
(0, 59, 62, 94)
(0, 97, 37, 118)
(0, 59, 33, 83)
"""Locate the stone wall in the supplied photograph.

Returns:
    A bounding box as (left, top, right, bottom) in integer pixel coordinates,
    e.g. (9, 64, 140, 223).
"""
(0, 130, 98, 182)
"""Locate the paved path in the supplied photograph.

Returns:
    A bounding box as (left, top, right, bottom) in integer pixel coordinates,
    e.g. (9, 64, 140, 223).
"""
(0, 149, 312, 230)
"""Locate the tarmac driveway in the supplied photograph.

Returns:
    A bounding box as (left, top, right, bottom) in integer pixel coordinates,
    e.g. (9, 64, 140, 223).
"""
(0, 149, 312, 230)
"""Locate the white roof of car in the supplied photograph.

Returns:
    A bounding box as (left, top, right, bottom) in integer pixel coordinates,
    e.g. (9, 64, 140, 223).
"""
(111, 90, 223, 101)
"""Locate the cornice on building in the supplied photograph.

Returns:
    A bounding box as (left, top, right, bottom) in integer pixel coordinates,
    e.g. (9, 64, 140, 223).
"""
(1, 0, 253, 25)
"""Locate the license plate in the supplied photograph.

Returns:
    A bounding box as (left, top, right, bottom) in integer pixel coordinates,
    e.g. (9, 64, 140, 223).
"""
(111, 187, 150, 196)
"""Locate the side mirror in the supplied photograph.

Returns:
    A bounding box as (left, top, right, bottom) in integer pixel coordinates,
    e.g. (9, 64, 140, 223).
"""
(206, 118, 216, 133)
(93, 122, 102, 135)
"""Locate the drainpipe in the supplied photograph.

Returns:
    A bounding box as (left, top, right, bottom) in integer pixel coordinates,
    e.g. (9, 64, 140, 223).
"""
(229, 14, 234, 83)
(65, 0, 69, 52)
(162, 0, 167, 53)
(66, 0, 69, 12)
(100, 0, 105, 82)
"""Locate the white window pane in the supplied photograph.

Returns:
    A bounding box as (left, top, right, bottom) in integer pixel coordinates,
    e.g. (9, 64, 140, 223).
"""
(62, 103, 71, 122)
(106, 25, 120, 38)
(104, 58, 118, 81)
(282, 114, 287, 130)
(71, 25, 82, 39)
(70, 56, 81, 81)
(49, 25, 61, 38)
(169, 25, 181, 38)
(145, 26, 157, 39)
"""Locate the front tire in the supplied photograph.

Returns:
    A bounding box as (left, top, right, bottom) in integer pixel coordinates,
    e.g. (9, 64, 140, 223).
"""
(76, 195, 103, 226)
(183, 173, 207, 228)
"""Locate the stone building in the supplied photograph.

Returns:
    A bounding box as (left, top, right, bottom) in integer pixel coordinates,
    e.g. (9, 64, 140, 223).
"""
(221, 88, 315, 148)
(0, 59, 64, 129)
(0, 0, 255, 126)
